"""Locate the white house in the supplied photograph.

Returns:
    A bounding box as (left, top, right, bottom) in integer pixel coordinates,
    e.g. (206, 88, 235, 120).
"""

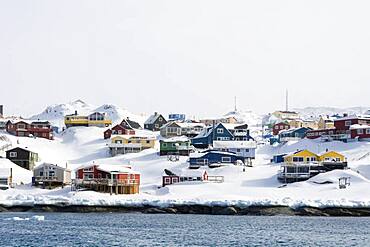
(213, 140, 257, 159)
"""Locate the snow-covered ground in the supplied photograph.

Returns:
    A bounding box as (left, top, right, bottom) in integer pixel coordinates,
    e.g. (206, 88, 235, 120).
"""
(0, 126, 369, 209)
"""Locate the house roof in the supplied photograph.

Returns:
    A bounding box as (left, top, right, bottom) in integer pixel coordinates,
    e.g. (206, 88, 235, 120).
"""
(6, 146, 36, 154)
(160, 136, 189, 143)
(121, 118, 142, 129)
(144, 113, 164, 124)
(34, 162, 70, 171)
(193, 123, 233, 139)
(335, 114, 370, 121)
(97, 164, 139, 174)
(189, 150, 237, 158)
(213, 141, 257, 149)
(350, 124, 370, 130)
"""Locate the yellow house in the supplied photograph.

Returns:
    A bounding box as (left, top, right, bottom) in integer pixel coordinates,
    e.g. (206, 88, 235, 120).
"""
(318, 116, 335, 130)
(109, 135, 156, 156)
(65, 112, 112, 128)
(111, 136, 155, 149)
(319, 151, 345, 162)
(284, 150, 319, 164)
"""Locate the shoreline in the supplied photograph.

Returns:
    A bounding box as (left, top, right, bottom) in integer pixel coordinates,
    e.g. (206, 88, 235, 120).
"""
(1, 204, 369, 217)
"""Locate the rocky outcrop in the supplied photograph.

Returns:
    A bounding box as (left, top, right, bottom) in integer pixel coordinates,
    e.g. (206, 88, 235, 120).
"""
(0, 204, 369, 216)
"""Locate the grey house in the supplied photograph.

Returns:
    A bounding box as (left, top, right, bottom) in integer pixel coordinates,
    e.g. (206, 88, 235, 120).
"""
(144, 112, 167, 131)
(6, 147, 39, 170)
(33, 163, 72, 188)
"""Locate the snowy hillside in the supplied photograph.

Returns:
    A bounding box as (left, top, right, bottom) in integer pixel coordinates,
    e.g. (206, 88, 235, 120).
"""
(224, 110, 262, 127)
(293, 106, 370, 120)
(29, 100, 147, 128)
(0, 126, 369, 208)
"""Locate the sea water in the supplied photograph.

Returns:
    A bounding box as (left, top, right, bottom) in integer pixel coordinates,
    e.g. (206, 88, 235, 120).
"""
(0, 213, 369, 246)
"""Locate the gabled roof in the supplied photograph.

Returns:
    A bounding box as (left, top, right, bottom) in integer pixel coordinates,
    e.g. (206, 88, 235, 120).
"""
(6, 146, 36, 154)
(189, 150, 238, 158)
(213, 141, 257, 149)
(96, 164, 139, 174)
(144, 113, 165, 124)
(193, 123, 233, 139)
(279, 127, 311, 135)
(34, 162, 70, 171)
(160, 136, 189, 143)
(121, 118, 142, 129)
(160, 121, 181, 129)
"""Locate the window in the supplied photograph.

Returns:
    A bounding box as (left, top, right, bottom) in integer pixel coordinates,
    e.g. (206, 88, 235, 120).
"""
(164, 177, 170, 184)
(172, 177, 178, 183)
(115, 140, 122, 144)
(155, 124, 159, 128)
(292, 157, 304, 162)
(146, 140, 150, 144)
(217, 128, 224, 134)
(9, 152, 17, 158)
(366, 129, 370, 134)
(345, 121, 351, 126)
(236, 149, 241, 152)
(222, 157, 232, 163)
(162, 143, 167, 147)
(357, 129, 364, 135)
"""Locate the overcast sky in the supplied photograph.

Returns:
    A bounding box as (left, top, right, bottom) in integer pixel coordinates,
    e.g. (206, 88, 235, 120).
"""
(1, 0, 370, 117)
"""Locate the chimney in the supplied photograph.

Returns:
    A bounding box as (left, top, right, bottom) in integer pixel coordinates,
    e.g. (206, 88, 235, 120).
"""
(0, 105, 3, 116)
(154, 112, 158, 115)
(74, 110, 78, 115)
(343, 113, 348, 117)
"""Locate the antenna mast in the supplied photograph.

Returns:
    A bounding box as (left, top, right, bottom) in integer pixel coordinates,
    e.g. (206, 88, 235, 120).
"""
(234, 96, 237, 112)
(285, 89, 289, 111)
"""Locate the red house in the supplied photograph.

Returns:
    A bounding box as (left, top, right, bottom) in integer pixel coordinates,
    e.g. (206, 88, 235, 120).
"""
(76, 164, 140, 194)
(272, 122, 290, 136)
(104, 124, 135, 139)
(6, 120, 53, 140)
(306, 115, 370, 141)
(162, 169, 208, 187)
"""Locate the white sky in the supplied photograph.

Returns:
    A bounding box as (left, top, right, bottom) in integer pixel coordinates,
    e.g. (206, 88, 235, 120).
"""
(1, 0, 370, 117)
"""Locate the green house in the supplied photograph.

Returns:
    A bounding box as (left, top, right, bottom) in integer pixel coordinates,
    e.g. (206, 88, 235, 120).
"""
(159, 137, 192, 156)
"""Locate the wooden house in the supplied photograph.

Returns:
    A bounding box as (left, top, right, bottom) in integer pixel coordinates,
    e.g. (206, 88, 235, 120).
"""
(33, 163, 72, 188)
(168, 114, 186, 122)
(159, 136, 192, 156)
(278, 127, 311, 143)
(120, 118, 142, 129)
(109, 135, 155, 156)
(306, 115, 370, 142)
(272, 122, 290, 136)
(75, 164, 140, 194)
(162, 169, 208, 186)
(283, 150, 319, 164)
(64, 111, 112, 128)
(189, 150, 244, 168)
(272, 111, 300, 120)
(6, 147, 39, 170)
(104, 124, 135, 139)
(6, 120, 53, 140)
(144, 112, 167, 131)
(160, 121, 205, 138)
(190, 123, 252, 148)
(277, 150, 347, 183)
(213, 140, 257, 161)
(318, 116, 336, 129)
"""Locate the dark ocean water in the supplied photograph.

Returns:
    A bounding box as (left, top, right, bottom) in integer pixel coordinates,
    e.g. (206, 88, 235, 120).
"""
(0, 213, 369, 247)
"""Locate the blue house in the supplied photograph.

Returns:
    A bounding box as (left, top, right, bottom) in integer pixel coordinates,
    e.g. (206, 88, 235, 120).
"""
(272, 154, 287, 163)
(189, 150, 244, 168)
(168, 114, 186, 122)
(191, 123, 252, 148)
(278, 127, 312, 143)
